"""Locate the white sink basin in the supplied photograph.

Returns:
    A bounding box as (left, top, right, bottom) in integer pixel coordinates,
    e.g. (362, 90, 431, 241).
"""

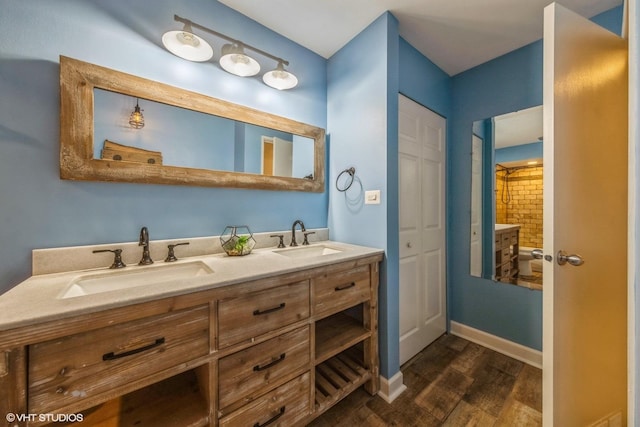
(273, 244, 343, 259)
(58, 261, 214, 299)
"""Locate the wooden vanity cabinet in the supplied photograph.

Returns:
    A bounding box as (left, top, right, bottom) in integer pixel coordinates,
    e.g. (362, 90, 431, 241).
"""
(0, 347, 26, 426)
(495, 225, 520, 283)
(0, 254, 381, 427)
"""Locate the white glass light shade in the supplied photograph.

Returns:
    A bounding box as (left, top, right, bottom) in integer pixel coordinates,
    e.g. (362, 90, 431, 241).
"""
(219, 44, 260, 77)
(162, 29, 213, 62)
(263, 63, 298, 90)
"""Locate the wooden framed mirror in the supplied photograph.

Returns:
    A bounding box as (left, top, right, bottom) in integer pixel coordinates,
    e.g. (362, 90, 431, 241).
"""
(59, 56, 325, 192)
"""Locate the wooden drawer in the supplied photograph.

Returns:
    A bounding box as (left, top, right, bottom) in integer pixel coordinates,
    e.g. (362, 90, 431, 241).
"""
(501, 265, 511, 277)
(501, 249, 511, 265)
(218, 281, 309, 348)
(219, 372, 311, 427)
(510, 231, 519, 245)
(313, 265, 370, 318)
(500, 232, 511, 248)
(28, 305, 209, 413)
(219, 326, 310, 410)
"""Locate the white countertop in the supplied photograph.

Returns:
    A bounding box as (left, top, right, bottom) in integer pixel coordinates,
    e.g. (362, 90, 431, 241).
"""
(0, 241, 383, 332)
(495, 223, 521, 231)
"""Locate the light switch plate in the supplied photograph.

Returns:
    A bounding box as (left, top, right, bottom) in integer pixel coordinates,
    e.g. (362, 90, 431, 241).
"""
(365, 190, 381, 205)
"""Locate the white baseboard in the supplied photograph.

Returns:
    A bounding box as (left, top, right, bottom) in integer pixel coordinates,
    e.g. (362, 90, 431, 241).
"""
(377, 371, 407, 403)
(450, 321, 542, 369)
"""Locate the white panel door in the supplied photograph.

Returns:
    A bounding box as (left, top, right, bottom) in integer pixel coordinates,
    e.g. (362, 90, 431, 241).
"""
(398, 95, 446, 365)
(470, 134, 483, 277)
(543, 3, 628, 425)
(273, 137, 293, 177)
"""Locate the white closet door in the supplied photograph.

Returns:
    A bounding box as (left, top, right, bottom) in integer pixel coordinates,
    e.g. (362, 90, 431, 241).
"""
(470, 134, 483, 277)
(398, 95, 447, 365)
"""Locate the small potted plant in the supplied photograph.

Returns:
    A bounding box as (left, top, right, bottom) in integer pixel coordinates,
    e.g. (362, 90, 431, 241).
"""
(220, 226, 256, 256)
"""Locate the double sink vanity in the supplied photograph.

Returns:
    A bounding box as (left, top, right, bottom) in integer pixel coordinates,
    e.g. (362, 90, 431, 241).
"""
(0, 56, 380, 426)
(0, 229, 383, 426)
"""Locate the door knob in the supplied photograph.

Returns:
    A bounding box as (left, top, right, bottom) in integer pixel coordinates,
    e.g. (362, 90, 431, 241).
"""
(531, 249, 544, 259)
(531, 249, 553, 262)
(556, 250, 584, 266)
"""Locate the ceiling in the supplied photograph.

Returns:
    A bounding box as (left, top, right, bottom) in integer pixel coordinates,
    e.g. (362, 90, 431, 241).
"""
(219, 0, 622, 76)
(494, 105, 543, 150)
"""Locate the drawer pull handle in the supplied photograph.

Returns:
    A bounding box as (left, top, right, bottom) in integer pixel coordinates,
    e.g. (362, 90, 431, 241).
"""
(335, 282, 356, 291)
(253, 303, 285, 316)
(254, 406, 285, 427)
(253, 353, 286, 371)
(102, 337, 165, 361)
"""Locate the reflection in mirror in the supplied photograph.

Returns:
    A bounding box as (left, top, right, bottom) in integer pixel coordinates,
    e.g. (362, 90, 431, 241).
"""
(93, 90, 315, 178)
(470, 106, 544, 290)
(59, 56, 325, 192)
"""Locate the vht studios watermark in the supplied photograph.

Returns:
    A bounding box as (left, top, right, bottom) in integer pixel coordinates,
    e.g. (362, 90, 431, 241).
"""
(5, 412, 84, 423)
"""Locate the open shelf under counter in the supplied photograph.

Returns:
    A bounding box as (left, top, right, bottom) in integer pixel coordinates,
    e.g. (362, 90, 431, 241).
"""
(46, 368, 209, 427)
(314, 311, 371, 365)
(314, 346, 371, 417)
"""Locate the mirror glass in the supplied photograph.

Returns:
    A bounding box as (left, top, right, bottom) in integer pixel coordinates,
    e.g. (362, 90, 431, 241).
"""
(94, 89, 315, 178)
(59, 56, 325, 192)
(470, 105, 544, 289)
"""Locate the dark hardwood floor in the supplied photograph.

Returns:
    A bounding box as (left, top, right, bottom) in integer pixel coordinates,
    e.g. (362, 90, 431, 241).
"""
(309, 334, 542, 426)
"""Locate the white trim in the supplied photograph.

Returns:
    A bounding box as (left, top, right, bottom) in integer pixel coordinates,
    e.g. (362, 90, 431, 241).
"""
(377, 371, 407, 403)
(450, 321, 542, 369)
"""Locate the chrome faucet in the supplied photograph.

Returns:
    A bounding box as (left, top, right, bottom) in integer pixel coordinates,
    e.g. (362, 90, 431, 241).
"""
(138, 226, 153, 265)
(290, 220, 306, 246)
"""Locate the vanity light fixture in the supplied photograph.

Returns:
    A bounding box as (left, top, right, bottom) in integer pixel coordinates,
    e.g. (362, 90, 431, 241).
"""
(161, 15, 298, 89)
(219, 43, 260, 77)
(161, 22, 213, 62)
(129, 98, 145, 129)
(263, 61, 298, 90)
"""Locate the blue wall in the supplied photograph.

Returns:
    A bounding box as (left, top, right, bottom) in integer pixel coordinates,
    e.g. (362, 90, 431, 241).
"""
(0, 0, 327, 293)
(448, 6, 623, 350)
(326, 17, 452, 380)
(399, 39, 451, 117)
(496, 142, 543, 164)
(327, 12, 399, 378)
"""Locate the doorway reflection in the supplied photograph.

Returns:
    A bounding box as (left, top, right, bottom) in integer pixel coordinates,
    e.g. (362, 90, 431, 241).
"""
(470, 105, 544, 290)
(496, 161, 543, 288)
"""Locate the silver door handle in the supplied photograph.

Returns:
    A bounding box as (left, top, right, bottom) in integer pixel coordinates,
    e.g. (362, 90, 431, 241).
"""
(531, 249, 544, 259)
(557, 250, 584, 266)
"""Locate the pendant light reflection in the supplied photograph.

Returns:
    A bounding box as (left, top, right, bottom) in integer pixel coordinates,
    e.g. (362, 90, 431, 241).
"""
(161, 23, 213, 62)
(263, 62, 298, 90)
(129, 99, 145, 129)
(219, 43, 260, 77)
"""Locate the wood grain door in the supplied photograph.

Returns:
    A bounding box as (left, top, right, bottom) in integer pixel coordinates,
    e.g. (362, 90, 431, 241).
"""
(398, 95, 446, 365)
(543, 3, 628, 425)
